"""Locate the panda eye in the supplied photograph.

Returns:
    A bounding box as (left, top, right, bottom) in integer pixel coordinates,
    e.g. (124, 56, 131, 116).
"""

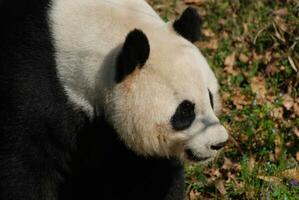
(171, 100, 195, 131)
(208, 89, 214, 109)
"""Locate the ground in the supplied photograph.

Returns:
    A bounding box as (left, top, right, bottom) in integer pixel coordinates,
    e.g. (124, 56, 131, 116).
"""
(147, 0, 299, 199)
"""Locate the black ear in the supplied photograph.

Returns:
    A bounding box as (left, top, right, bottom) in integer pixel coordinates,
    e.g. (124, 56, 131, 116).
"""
(115, 29, 150, 83)
(173, 7, 202, 43)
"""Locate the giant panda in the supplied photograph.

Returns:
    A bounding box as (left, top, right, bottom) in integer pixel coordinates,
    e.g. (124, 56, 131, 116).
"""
(0, 0, 228, 200)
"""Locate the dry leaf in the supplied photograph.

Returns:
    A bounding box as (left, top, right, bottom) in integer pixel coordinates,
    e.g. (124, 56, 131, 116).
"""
(257, 175, 282, 185)
(250, 76, 267, 101)
(270, 107, 284, 119)
(215, 180, 226, 195)
(225, 52, 236, 68)
(288, 56, 298, 72)
(274, 8, 289, 16)
(279, 168, 299, 180)
(239, 53, 249, 63)
(265, 64, 279, 75)
(282, 94, 294, 110)
(202, 28, 215, 37)
(189, 189, 200, 200)
(296, 152, 299, 162)
(224, 52, 238, 75)
(222, 157, 233, 170)
(232, 90, 250, 109)
(197, 38, 218, 50)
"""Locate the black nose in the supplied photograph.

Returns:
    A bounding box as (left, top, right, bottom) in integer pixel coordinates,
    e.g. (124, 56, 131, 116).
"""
(211, 141, 227, 150)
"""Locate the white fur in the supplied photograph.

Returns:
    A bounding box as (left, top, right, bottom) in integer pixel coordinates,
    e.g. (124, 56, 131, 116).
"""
(49, 0, 228, 161)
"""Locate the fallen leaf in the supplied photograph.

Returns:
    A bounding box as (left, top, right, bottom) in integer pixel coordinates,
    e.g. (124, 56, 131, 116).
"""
(274, 8, 288, 17)
(189, 189, 200, 200)
(294, 127, 299, 137)
(225, 52, 236, 69)
(197, 38, 218, 50)
(215, 180, 226, 195)
(257, 175, 282, 185)
(239, 53, 249, 63)
(265, 64, 279, 75)
(279, 168, 299, 180)
(288, 56, 298, 72)
(270, 107, 284, 119)
(222, 157, 233, 170)
(224, 52, 238, 75)
(250, 76, 267, 101)
(296, 152, 299, 162)
(232, 90, 251, 109)
(282, 94, 294, 110)
(202, 28, 215, 37)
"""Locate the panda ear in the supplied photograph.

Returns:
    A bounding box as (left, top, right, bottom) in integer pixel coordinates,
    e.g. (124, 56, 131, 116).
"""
(115, 29, 150, 83)
(173, 7, 202, 43)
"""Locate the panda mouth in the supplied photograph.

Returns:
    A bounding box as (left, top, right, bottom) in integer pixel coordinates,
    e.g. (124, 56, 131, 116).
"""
(185, 149, 210, 162)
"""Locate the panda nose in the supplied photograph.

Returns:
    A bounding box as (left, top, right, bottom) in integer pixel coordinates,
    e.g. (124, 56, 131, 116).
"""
(211, 141, 227, 150)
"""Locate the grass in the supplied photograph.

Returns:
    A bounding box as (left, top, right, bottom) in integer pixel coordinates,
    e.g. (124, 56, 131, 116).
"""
(147, 0, 299, 199)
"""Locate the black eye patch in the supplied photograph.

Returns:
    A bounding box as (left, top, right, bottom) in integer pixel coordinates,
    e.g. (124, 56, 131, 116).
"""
(171, 100, 195, 131)
(208, 89, 214, 109)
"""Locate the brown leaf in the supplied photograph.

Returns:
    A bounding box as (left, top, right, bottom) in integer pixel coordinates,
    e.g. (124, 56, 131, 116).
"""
(265, 64, 279, 75)
(222, 157, 233, 170)
(239, 53, 249, 63)
(282, 94, 294, 110)
(257, 175, 282, 185)
(197, 38, 218, 50)
(279, 168, 299, 180)
(274, 8, 289, 17)
(296, 152, 299, 162)
(294, 127, 299, 138)
(232, 89, 250, 109)
(224, 52, 238, 75)
(225, 52, 236, 68)
(215, 180, 226, 195)
(250, 76, 267, 101)
(270, 107, 284, 119)
(202, 28, 215, 37)
(189, 189, 200, 200)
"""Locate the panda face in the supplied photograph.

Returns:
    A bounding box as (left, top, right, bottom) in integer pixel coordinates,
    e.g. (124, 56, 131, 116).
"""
(105, 8, 228, 162)
(49, 0, 227, 162)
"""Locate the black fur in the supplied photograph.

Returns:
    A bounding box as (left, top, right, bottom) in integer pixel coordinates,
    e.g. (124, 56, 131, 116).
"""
(115, 29, 150, 83)
(0, 1, 185, 199)
(59, 118, 185, 200)
(208, 89, 214, 109)
(0, 0, 89, 199)
(171, 100, 196, 131)
(173, 7, 202, 43)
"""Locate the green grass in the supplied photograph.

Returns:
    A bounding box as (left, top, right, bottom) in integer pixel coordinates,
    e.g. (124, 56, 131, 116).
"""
(148, 0, 299, 199)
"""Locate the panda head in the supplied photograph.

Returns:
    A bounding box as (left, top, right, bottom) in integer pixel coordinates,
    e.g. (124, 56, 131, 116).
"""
(104, 7, 228, 162)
